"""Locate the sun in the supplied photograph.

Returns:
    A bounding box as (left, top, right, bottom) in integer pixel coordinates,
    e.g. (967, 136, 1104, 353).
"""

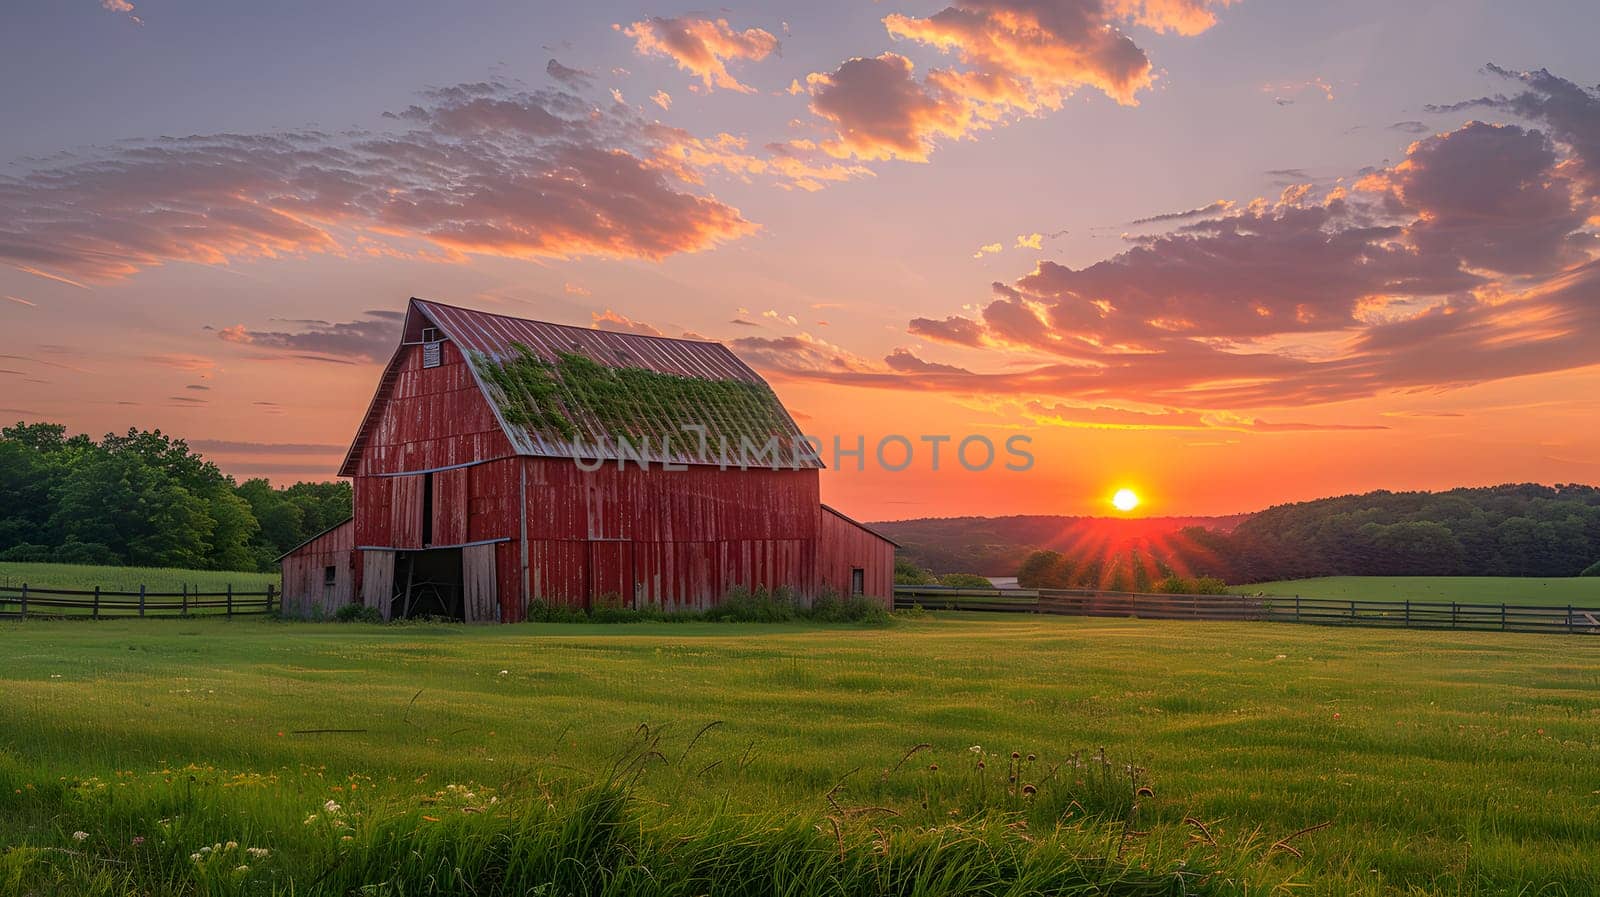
(1111, 488, 1140, 512)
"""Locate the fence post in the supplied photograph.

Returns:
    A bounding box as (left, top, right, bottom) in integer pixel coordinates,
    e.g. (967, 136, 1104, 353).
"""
(267, 584, 276, 615)
(139, 584, 146, 618)
(1404, 599, 1410, 629)
(181, 583, 189, 617)
(93, 586, 100, 620)
(1501, 603, 1507, 632)
(19, 583, 26, 620)
(1451, 602, 1458, 629)
(226, 584, 234, 619)
(1349, 599, 1356, 626)
(1569, 605, 1575, 635)
(1294, 595, 1301, 623)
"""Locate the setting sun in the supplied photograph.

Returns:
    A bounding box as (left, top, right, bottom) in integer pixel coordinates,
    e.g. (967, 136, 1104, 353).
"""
(1112, 489, 1140, 512)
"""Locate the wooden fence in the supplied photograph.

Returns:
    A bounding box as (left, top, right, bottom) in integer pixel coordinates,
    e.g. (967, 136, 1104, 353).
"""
(894, 586, 1600, 636)
(0, 584, 277, 620)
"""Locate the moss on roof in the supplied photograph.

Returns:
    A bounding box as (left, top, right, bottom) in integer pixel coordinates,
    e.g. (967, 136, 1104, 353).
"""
(473, 344, 795, 458)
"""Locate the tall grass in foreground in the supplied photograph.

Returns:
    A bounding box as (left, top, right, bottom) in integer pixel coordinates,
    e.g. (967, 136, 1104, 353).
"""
(0, 730, 1290, 897)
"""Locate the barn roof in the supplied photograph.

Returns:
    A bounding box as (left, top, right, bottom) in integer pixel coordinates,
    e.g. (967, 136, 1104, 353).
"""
(340, 298, 820, 474)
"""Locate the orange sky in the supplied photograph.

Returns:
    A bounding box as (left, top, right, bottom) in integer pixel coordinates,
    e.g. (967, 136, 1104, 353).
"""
(3, 1, 1599, 519)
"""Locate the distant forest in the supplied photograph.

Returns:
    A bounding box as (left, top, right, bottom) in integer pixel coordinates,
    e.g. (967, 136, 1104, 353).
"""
(0, 422, 349, 572)
(883, 485, 1600, 585)
(1200, 485, 1600, 582)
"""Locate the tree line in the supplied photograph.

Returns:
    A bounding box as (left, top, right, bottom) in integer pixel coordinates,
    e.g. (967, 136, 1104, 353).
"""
(0, 422, 350, 572)
(1014, 484, 1600, 588)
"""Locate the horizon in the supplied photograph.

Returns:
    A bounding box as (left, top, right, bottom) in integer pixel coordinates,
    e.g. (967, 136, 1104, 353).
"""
(5, 1, 1599, 519)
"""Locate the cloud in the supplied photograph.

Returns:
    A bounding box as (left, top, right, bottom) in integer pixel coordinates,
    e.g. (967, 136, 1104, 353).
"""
(0, 81, 757, 280)
(3, 294, 35, 307)
(1262, 77, 1336, 103)
(1126, 199, 1234, 225)
(1389, 120, 1430, 134)
(972, 241, 1003, 258)
(1429, 64, 1600, 194)
(545, 58, 594, 89)
(796, 0, 1231, 164)
(217, 309, 402, 363)
(620, 16, 779, 93)
(882, 0, 1169, 107)
(1015, 232, 1043, 249)
(188, 439, 345, 455)
(804, 53, 981, 163)
(772, 68, 1600, 412)
(143, 353, 214, 374)
(101, 0, 142, 24)
(651, 90, 672, 111)
(591, 309, 664, 336)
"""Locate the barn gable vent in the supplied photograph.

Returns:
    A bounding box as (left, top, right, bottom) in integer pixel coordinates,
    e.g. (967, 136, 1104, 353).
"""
(421, 327, 441, 368)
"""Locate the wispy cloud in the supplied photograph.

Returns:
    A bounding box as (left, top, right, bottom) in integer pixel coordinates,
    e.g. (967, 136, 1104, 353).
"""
(620, 15, 779, 93)
(0, 81, 758, 280)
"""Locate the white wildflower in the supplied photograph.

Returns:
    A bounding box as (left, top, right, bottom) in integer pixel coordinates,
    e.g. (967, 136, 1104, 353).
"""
(324, 799, 342, 814)
(304, 814, 318, 825)
(246, 847, 270, 859)
(72, 831, 89, 842)
(225, 840, 238, 850)
(190, 852, 203, 863)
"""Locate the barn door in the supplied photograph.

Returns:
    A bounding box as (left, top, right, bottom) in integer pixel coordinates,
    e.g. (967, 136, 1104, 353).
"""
(462, 543, 499, 623)
(362, 549, 395, 621)
(588, 541, 634, 609)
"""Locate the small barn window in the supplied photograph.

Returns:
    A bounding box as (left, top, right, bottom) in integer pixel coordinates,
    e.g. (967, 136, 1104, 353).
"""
(421, 327, 439, 342)
(850, 567, 865, 597)
(323, 565, 337, 587)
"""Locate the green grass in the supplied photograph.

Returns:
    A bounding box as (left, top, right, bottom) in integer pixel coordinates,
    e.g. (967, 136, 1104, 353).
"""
(1, 615, 1597, 895)
(1235, 576, 1600, 607)
(0, 562, 277, 594)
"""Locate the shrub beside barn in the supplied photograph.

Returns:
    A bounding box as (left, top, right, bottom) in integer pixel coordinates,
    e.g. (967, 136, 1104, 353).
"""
(280, 298, 894, 622)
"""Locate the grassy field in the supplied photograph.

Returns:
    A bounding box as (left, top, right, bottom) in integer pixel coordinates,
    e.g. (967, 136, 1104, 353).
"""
(1, 615, 1596, 896)
(1235, 576, 1600, 607)
(0, 562, 277, 593)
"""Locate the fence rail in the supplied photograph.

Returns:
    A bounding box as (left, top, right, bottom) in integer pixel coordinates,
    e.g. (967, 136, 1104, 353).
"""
(894, 586, 1600, 635)
(0, 583, 276, 620)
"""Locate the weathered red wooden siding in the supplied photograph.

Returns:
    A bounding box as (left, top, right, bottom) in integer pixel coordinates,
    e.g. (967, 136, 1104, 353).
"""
(280, 519, 355, 618)
(352, 341, 513, 476)
(433, 467, 470, 546)
(520, 458, 821, 610)
(817, 506, 895, 605)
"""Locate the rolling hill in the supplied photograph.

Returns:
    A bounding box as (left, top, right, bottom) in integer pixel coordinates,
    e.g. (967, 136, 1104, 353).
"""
(871, 513, 1248, 576)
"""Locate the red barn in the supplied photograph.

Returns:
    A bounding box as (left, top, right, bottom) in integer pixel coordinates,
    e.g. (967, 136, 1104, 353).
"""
(280, 298, 895, 622)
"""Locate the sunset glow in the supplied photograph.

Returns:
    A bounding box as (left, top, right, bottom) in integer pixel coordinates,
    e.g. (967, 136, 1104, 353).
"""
(1112, 489, 1141, 513)
(1, 4, 1597, 520)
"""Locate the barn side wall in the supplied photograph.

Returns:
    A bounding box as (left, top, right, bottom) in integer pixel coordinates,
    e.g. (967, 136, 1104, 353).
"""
(522, 459, 821, 612)
(279, 519, 355, 618)
(816, 508, 895, 606)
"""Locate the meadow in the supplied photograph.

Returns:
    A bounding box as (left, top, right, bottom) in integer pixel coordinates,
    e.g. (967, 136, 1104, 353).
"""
(0, 562, 279, 594)
(1237, 576, 1600, 607)
(1, 614, 1597, 896)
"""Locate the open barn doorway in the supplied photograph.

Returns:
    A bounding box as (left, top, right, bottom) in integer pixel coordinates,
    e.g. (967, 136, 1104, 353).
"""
(391, 548, 464, 620)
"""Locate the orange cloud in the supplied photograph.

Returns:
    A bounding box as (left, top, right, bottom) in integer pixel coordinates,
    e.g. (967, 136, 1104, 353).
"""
(798, 0, 1231, 164)
(621, 16, 779, 93)
(0, 83, 758, 280)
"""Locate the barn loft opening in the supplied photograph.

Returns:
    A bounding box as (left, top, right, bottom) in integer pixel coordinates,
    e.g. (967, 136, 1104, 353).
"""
(390, 548, 464, 620)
